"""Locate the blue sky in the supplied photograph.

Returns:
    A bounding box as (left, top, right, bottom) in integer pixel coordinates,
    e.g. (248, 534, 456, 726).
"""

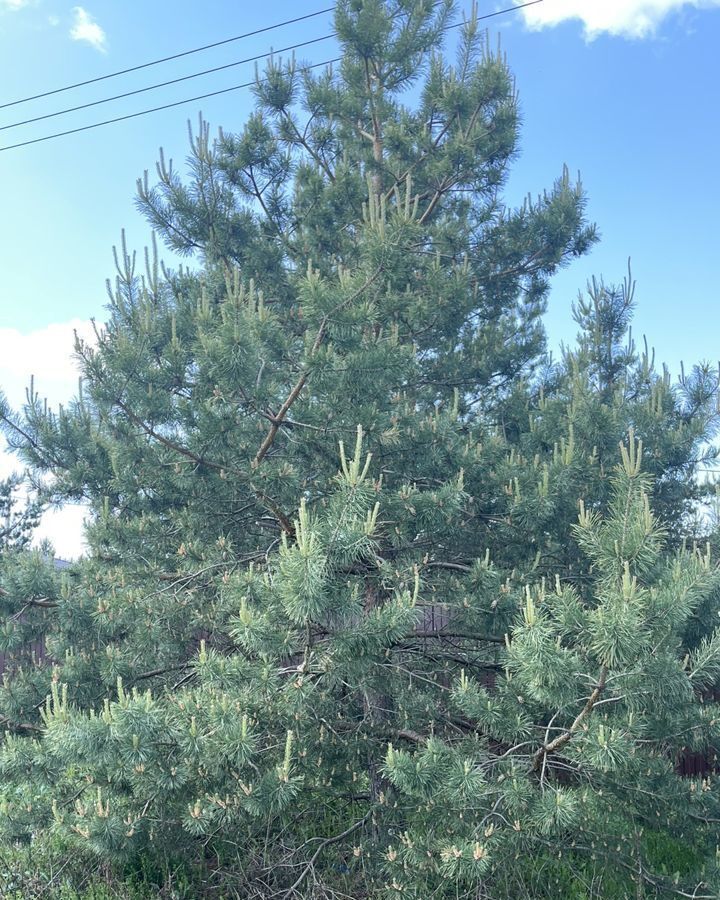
(0, 0, 719, 554)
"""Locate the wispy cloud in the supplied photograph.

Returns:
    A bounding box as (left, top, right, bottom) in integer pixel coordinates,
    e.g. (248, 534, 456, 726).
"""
(69, 5, 106, 52)
(521, 0, 720, 39)
(0, 0, 32, 11)
(0, 318, 94, 414)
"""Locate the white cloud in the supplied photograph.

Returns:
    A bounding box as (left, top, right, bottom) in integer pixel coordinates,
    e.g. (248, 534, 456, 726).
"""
(0, 318, 95, 411)
(34, 503, 88, 560)
(69, 5, 106, 52)
(0, 319, 95, 559)
(0, 0, 31, 10)
(520, 0, 720, 39)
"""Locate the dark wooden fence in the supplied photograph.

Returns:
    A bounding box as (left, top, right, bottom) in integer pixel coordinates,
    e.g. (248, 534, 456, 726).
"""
(0, 637, 48, 678)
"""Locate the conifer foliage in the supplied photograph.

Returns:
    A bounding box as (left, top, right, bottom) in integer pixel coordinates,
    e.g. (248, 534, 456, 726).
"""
(1, 2, 720, 897)
(0, 466, 40, 553)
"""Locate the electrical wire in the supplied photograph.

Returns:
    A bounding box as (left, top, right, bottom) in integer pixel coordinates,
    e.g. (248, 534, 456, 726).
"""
(0, 33, 336, 133)
(0, 6, 335, 111)
(0, 1, 543, 154)
(0, 58, 342, 153)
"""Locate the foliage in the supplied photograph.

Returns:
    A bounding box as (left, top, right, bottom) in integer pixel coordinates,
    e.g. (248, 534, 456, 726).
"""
(1, 2, 719, 898)
(0, 467, 41, 553)
(0, 831, 196, 898)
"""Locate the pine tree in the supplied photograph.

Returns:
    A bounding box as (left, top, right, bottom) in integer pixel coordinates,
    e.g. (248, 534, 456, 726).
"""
(488, 268, 720, 579)
(0, 455, 41, 553)
(1, 3, 720, 897)
(0, 427, 52, 737)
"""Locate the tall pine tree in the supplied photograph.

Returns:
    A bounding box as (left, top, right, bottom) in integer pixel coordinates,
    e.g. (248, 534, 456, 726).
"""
(1, 2, 719, 897)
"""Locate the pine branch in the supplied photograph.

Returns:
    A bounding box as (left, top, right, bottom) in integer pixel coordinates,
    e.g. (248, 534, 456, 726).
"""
(423, 560, 472, 573)
(404, 630, 506, 644)
(246, 167, 295, 255)
(532, 666, 609, 772)
(0, 586, 57, 611)
(280, 810, 372, 899)
(130, 662, 190, 683)
(252, 266, 383, 468)
(418, 175, 455, 226)
(111, 396, 294, 534)
(397, 728, 427, 744)
(0, 713, 43, 734)
(279, 107, 336, 184)
(112, 396, 228, 473)
(24, 597, 57, 609)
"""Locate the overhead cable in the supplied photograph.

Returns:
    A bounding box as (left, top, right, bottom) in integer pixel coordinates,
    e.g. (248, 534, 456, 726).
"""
(0, 59, 342, 152)
(0, 1, 543, 153)
(0, 7, 335, 111)
(0, 33, 335, 133)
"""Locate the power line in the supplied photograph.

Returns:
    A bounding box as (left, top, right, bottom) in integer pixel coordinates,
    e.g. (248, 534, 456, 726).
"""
(0, 58, 342, 153)
(0, 7, 335, 111)
(0, 1, 543, 154)
(0, 33, 336, 133)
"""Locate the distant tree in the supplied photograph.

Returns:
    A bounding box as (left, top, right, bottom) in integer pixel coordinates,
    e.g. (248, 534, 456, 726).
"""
(0, 471, 40, 553)
(0, 418, 57, 736)
(490, 268, 720, 578)
(1, 3, 719, 898)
